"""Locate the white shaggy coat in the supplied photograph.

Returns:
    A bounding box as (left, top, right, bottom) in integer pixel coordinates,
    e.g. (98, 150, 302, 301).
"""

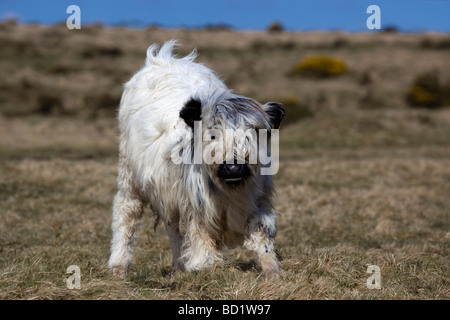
(107, 40, 283, 276)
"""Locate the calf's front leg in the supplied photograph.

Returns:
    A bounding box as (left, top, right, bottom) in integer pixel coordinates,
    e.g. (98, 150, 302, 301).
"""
(244, 213, 280, 274)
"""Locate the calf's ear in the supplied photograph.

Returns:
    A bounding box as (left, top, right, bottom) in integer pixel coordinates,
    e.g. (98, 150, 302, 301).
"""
(263, 102, 285, 129)
(180, 98, 202, 129)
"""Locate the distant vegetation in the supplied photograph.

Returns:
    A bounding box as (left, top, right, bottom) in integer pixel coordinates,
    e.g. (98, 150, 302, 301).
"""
(290, 55, 348, 78)
(420, 36, 450, 50)
(267, 21, 284, 33)
(406, 72, 450, 109)
(277, 96, 312, 125)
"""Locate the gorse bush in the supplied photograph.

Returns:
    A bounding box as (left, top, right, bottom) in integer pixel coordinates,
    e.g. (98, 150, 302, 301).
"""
(443, 80, 450, 106)
(420, 36, 450, 50)
(84, 92, 122, 117)
(290, 55, 348, 78)
(36, 92, 64, 115)
(405, 72, 449, 109)
(277, 96, 312, 125)
(267, 21, 284, 33)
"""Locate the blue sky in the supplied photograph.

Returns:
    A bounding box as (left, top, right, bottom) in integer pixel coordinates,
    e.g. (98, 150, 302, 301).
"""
(1, 0, 449, 32)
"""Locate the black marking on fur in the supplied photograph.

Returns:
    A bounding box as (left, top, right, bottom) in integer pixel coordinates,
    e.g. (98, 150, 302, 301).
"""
(180, 98, 202, 128)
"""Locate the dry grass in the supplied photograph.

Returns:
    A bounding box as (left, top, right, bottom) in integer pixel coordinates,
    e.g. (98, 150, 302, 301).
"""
(0, 23, 449, 300)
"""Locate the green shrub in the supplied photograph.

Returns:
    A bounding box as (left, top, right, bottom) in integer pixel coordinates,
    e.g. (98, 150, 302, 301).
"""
(36, 93, 64, 115)
(0, 18, 18, 31)
(204, 24, 232, 31)
(84, 92, 121, 117)
(381, 25, 398, 33)
(405, 72, 444, 109)
(290, 55, 348, 78)
(267, 21, 284, 33)
(443, 80, 450, 107)
(420, 37, 450, 50)
(277, 96, 312, 125)
(81, 45, 122, 58)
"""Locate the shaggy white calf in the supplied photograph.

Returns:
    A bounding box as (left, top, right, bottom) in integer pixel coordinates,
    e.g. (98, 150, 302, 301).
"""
(108, 40, 284, 276)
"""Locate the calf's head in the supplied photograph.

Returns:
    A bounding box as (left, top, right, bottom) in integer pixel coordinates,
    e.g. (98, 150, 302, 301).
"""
(179, 96, 285, 189)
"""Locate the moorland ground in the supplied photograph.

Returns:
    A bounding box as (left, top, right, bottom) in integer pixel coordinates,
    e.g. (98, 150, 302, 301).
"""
(0, 21, 449, 299)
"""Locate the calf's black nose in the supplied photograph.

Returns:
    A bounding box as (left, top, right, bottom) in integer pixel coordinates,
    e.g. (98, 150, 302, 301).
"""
(218, 161, 251, 182)
(223, 164, 245, 178)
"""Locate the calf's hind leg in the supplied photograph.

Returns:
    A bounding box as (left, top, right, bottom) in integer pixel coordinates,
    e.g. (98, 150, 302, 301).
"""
(108, 190, 144, 277)
(108, 158, 145, 277)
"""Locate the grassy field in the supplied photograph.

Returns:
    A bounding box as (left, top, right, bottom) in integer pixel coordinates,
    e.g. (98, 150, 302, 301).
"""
(0, 21, 449, 300)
